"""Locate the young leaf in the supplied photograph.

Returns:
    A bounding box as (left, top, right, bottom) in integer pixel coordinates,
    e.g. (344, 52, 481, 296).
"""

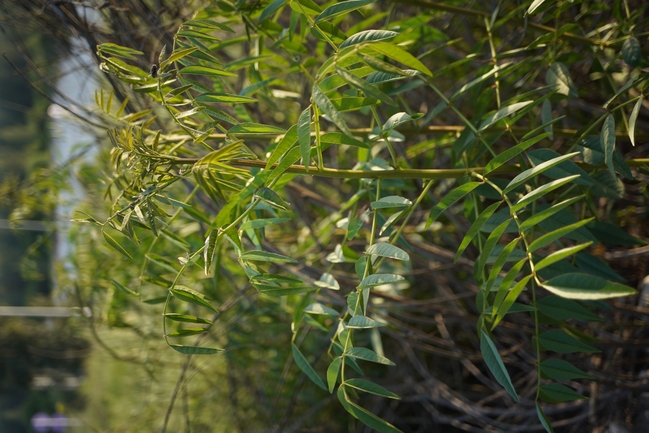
(312, 84, 353, 136)
(345, 347, 395, 365)
(315, 0, 374, 23)
(370, 195, 412, 209)
(455, 201, 502, 261)
(600, 114, 616, 177)
(358, 273, 404, 288)
(344, 379, 399, 399)
(629, 96, 642, 146)
(170, 345, 222, 355)
(327, 357, 342, 393)
(339, 30, 398, 49)
(292, 343, 327, 390)
(103, 230, 133, 260)
(484, 133, 550, 174)
(180, 65, 237, 77)
(365, 243, 409, 261)
(347, 316, 385, 329)
(542, 273, 636, 300)
(298, 107, 312, 169)
(170, 286, 218, 313)
(426, 182, 481, 228)
(535, 243, 592, 271)
(538, 330, 599, 353)
(503, 152, 580, 194)
(540, 359, 594, 380)
(240, 250, 297, 263)
(479, 331, 520, 402)
(546, 62, 577, 98)
(335, 67, 397, 107)
(528, 218, 594, 253)
(164, 313, 213, 325)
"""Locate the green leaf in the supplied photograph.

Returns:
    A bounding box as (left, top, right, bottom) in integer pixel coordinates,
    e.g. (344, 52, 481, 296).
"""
(478, 101, 534, 131)
(292, 343, 326, 390)
(528, 218, 594, 253)
(340, 30, 399, 49)
(629, 96, 642, 146)
(370, 195, 412, 209)
(298, 107, 312, 168)
(160, 47, 198, 70)
(526, 149, 593, 185)
(229, 123, 286, 134)
(347, 316, 385, 328)
(476, 219, 511, 279)
(479, 331, 520, 402)
(539, 329, 599, 353)
(577, 136, 632, 178)
(240, 250, 296, 263)
(484, 133, 550, 174)
(539, 384, 587, 403)
(240, 217, 292, 231)
(493, 275, 532, 328)
(455, 201, 502, 261)
(254, 187, 291, 211)
(536, 403, 555, 433)
(485, 237, 520, 292)
(575, 252, 626, 282)
(340, 393, 402, 433)
(358, 273, 404, 288)
(542, 100, 553, 139)
(503, 152, 580, 194)
(170, 286, 218, 313)
(519, 196, 583, 232)
(177, 29, 221, 41)
(542, 273, 636, 300)
(98, 43, 143, 60)
(382, 112, 422, 133)
(164, 313, 213, 324)
(327, 357, 342, 393)
(600, 114, 616, 177)
(546, 62, 577, 98)
(345, 347, 395, 365)
(344, 379, 399, 399)
(540, 359, 594, 380)
(335, 67, 396, 107)
(535, 243, 592, 271)
(180, 65, 237, 77)
(314, 273, 341, 290)
(259, 0, 288, 22)
(167, 328, 207, 338)
(170, 344, 222, 355)
(195, 93, 257, 103)
(304, 303, 339, 316)
(365, 243, 409, 261)
(315, 0, 374, 23)
(527, 0, 548, 15)
(312, 84, 352, 136)
(204, 229, 219, 275)
(511, 175, 579, 213)
(111, 279, 137, 296)
(622, 37, 642, 67)
(586, 221, 646, 246)
(331, 96, 378, 112)
(102, 230, 133, 260)
(426, 182, 481, 228)
(366, 42, 432, 77)
(451, 63, 512, 100)
(267, 125, 297, 167)
(319, 133, 367, 149)
(537, 295, 603, 322)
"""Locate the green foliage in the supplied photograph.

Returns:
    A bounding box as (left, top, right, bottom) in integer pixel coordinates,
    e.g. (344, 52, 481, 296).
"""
(74, 0, 649, 430)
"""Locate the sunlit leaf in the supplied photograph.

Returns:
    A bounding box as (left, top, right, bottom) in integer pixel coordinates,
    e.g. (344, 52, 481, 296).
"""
(344, 379, 399, 399)
(542, 273, 636, 300)
(170, 285, 218, 313)
(345, 347, 395, 365)
(364, 243, 409, 261)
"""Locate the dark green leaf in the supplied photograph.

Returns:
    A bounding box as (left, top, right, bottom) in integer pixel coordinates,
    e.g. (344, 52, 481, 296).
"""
(426, 182, 481, 228)
(476, 219, 511, 279)
(600, 114, 616, 177)
(371, 195, 412, 209)
(629, 96, 642, 146)
(103, 230, 133, 260)
(537, 295, 603, 322)
(484, 133, 550, 174)
(586, 221, 646, 246)
(358, 273, 404, 288)
(298, 107, 312, 168)
(167, 328, 207, 338)
(480, 331, 520, 402)
(339, 30, 398, 48)
(254, 187, 291, 211)
(170, 344, 222, 355)
(622, 37, 642, 67)
(164, 313, 213, 324)
(336, 67, 396, 107)
(540, 359, 594, 380)
(526, 149, 593, 185)
(347, 316, 385, 328)
(546, 62, 577, 98)
(535, 243, 593, 271)
(455, 201, 502, 261)
(527, 218, 594, 253)
(540, 384, 587, 403)
(240, 250, 297, 263)
(345, 347, 395, 365)
(292, 343, 326, 390)
(341, 393, 402, 433)
(503, 152, 580, 194)
(170, 285, 218, 313)
(315, 0, 374, 23)
(344, 379, 399, 399)
(536, 403, 555, 433)
(539, 329, 599, 353)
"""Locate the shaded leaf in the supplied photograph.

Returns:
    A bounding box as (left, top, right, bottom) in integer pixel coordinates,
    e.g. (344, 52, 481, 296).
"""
(629, 96, 642, 146)
(170, 286, 218, 313)
(426, 182, 481, 228)
(600, 114, 616, 177)
(539, 329, 599, 353)
(540, 359, 594, 380)
(365, 243, 409, 261)
(347, 316, 385, 329)
(528, 218, 594, 253)
(339, 29, 398, 48)
(537, 295, 603, 322)
(455, 201, 502, 261)
(315, 0, 374, 23)
(622, 37, 642, 67)
(327, 357, 342, 393)
(169, 345, 222, 355)
(345, 347, 395, 365)
(546, 62, 577, 97)
(312, 84, 352, 136)
(292, 343, 327, 390)
(484, 133, 550, 174)
(344, 379, 399, 399)
(164, 313, 213, 324)
(540, 384, 587, 403)
(480, 331, 520, 402)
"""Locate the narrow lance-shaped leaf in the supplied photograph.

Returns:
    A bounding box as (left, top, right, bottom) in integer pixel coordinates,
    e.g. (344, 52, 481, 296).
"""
(493, 275, 532, 329)
(111, 279, 137, 296)
(170, 285, 218, 313)
(478, 101, 534, 131)
(426, 182, 481, 229)
(538, 329, 599, 353)
(344, 379, 400, 399)
(366, 41, 433, 77)
(164, 313, 213, 324)
(365, 243, 409, 261)
(292, 343, 327, 390)
(340, 392, 402, 433)
(345, 347, 395, 365)
(485, 237, 520, 292)
(339, 30, 398, 49)
(327, 357, 342, 393)
(170, 345, 223, 355)
(455, 201, 502, 261)
(528, 218, 594, 253)
(312, 84, 352, 136)
(511, 175, 580, 213)
(102, 230, 133, 260)
(480, 331, 520, 402)
(503, 152, 580, 194)
(484, 133, 550, 174)
(347, 316, 385, 329)
(540, 359, 594, 380)
(535, 242, 592, 271)
(519, 196, 583, 232)
(476, 218, 511, 279)
(180, 65, 237, 77)
(629, 96, 642, 146)
(600, 114, 616, 177)
(542, 273, 636, 300)
(315, 0, 374, 23)
(298, 106, 311, 170)
(536, 403, 556, 433)
(336, 67, 397, 107)
(204, 229, 219, 275)
(540, 384, 587, 403)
